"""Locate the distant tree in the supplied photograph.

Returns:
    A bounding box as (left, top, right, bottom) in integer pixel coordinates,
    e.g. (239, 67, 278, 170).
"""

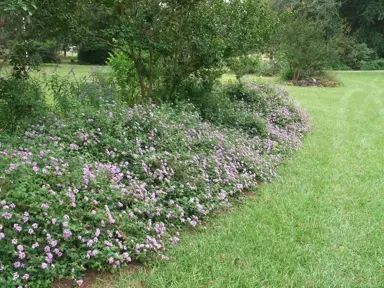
(270, 0, 342, 80)
(1, 0, 78, 75)
(277, 14, 338, 80)
(0, 1, 38, 76)
(340, 0, 384, 57)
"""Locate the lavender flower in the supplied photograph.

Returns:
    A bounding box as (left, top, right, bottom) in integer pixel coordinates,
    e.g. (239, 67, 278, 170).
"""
(13, 272, 19, 280)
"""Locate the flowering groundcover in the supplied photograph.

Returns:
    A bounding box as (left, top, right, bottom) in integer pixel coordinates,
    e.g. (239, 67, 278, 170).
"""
(0, 84, 310, 287)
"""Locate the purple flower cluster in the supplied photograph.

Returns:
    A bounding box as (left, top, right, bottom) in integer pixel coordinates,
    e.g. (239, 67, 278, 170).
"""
(0, 85, 310, 286)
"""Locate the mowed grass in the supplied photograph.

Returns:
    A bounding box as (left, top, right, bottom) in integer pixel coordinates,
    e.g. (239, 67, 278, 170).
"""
(94, 72, 384, 288)
(37, 63, 111, 78)
(0, 63, 110, 79)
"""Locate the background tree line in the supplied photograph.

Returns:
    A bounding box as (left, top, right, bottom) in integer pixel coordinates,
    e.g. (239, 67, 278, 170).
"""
(1, 0, 383, 85)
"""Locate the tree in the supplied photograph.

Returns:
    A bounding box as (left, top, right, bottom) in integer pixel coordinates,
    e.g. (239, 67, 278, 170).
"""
(74, 0, 274, 99)
(0, 1, 39, 76)
(270, 0, 342, 80)
(340, 0, 384, 57)
(1, 0, 77, 76)
(278, 16, 337, 80)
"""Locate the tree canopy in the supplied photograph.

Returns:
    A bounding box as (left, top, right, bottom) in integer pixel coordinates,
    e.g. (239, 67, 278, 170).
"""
(340, 0, 384, 57)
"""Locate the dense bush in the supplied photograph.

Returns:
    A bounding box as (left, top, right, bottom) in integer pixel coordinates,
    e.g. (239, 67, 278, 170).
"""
(179, 79, 267, 137)
(78, 45, 112, 65)
(0, 83, 310, 287)
(340, 42, 375, 70)
(258, 59, 283, 77)
(276, 15, 337, 80)
(107, 51, 141, 105)
(38, 43, 61, 64)
(177, 79, 309, 143)
(227, 55, 262, 80)
(227, 55, 282, 79)
(329, 41, 377, 71)
(0, 77, 47, 131)
(340, 1, 384, 58)
(361, 59, 384, 70)
(329, 60, 351, 71)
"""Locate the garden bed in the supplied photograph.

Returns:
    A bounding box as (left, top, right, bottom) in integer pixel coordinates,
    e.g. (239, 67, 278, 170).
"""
(287, 79, 340, 87)
(0, 83, 310, 287)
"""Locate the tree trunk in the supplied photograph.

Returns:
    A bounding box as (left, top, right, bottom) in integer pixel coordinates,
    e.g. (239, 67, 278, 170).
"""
(129, 46, 147, 98)
(149, 46, 153, 95)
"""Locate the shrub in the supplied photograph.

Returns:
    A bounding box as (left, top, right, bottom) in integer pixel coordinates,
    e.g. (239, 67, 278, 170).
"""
(227, 55, 283, 79)
(107, 51, 141, 105)
(10, 42, 42, 79)
(175, 78, 310, 145)
(196, 86, 268, 137)
(0, 81, 310, 286)
(361, 59, 384, 70)
(0, 77, 47, 131)
(43, 73, 122, 115)
(258, 59, 282, 76)
(78, 45, 112, 65)
(38, 46, 61, 64)
(341, 42, 375, 70)
(329, 60, 351, 71)
(276, 16, 337, 80)
(227, 55, 262, 80)
(367, 31, 384, 59)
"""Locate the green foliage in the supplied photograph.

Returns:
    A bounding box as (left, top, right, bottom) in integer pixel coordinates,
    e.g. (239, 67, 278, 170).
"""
(75, 0, 275, 99)
(361, 59, 384, 70)
(107, 51, 140, 105)
(0, 82, 310, 286)
(258, 59, 283, 77)
(227, 55, 283, 81)
(37, 42, 61, 64)
(0, 77, 46, 131)
(38, 47, 60, 64)
(270, 0, 348, 80)
(101, 72, 384, 288)
(43, 74, 122, 115)
(77, 45, 112, 65)
(175, 79, 308, 140)
(1, 0, 82, 79)
(329, 60, 351, 71)
(276, 15, 337, 80)
(227, 55, 262, 81)
(340, 42, 375, 70)
(340, 0, 384, 57)
(0, 1, 38, 67)
(368, 32, 384, 58)
(200, 84, 268, 137)
(9, 41, 42, 79)
(227, 55, 282, 78)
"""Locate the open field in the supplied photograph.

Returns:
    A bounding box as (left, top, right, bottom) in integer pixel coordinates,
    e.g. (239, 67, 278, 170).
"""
(93, 72, 384, 288)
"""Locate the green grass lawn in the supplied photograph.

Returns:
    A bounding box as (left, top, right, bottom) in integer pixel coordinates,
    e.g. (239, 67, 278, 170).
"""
(94, 72, 384, 288)
(37, 63, 110, 78)
(0, 63, 110, 79)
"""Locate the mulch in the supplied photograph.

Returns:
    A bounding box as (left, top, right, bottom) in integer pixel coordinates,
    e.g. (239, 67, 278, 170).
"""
(286, 79, 340, 87)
